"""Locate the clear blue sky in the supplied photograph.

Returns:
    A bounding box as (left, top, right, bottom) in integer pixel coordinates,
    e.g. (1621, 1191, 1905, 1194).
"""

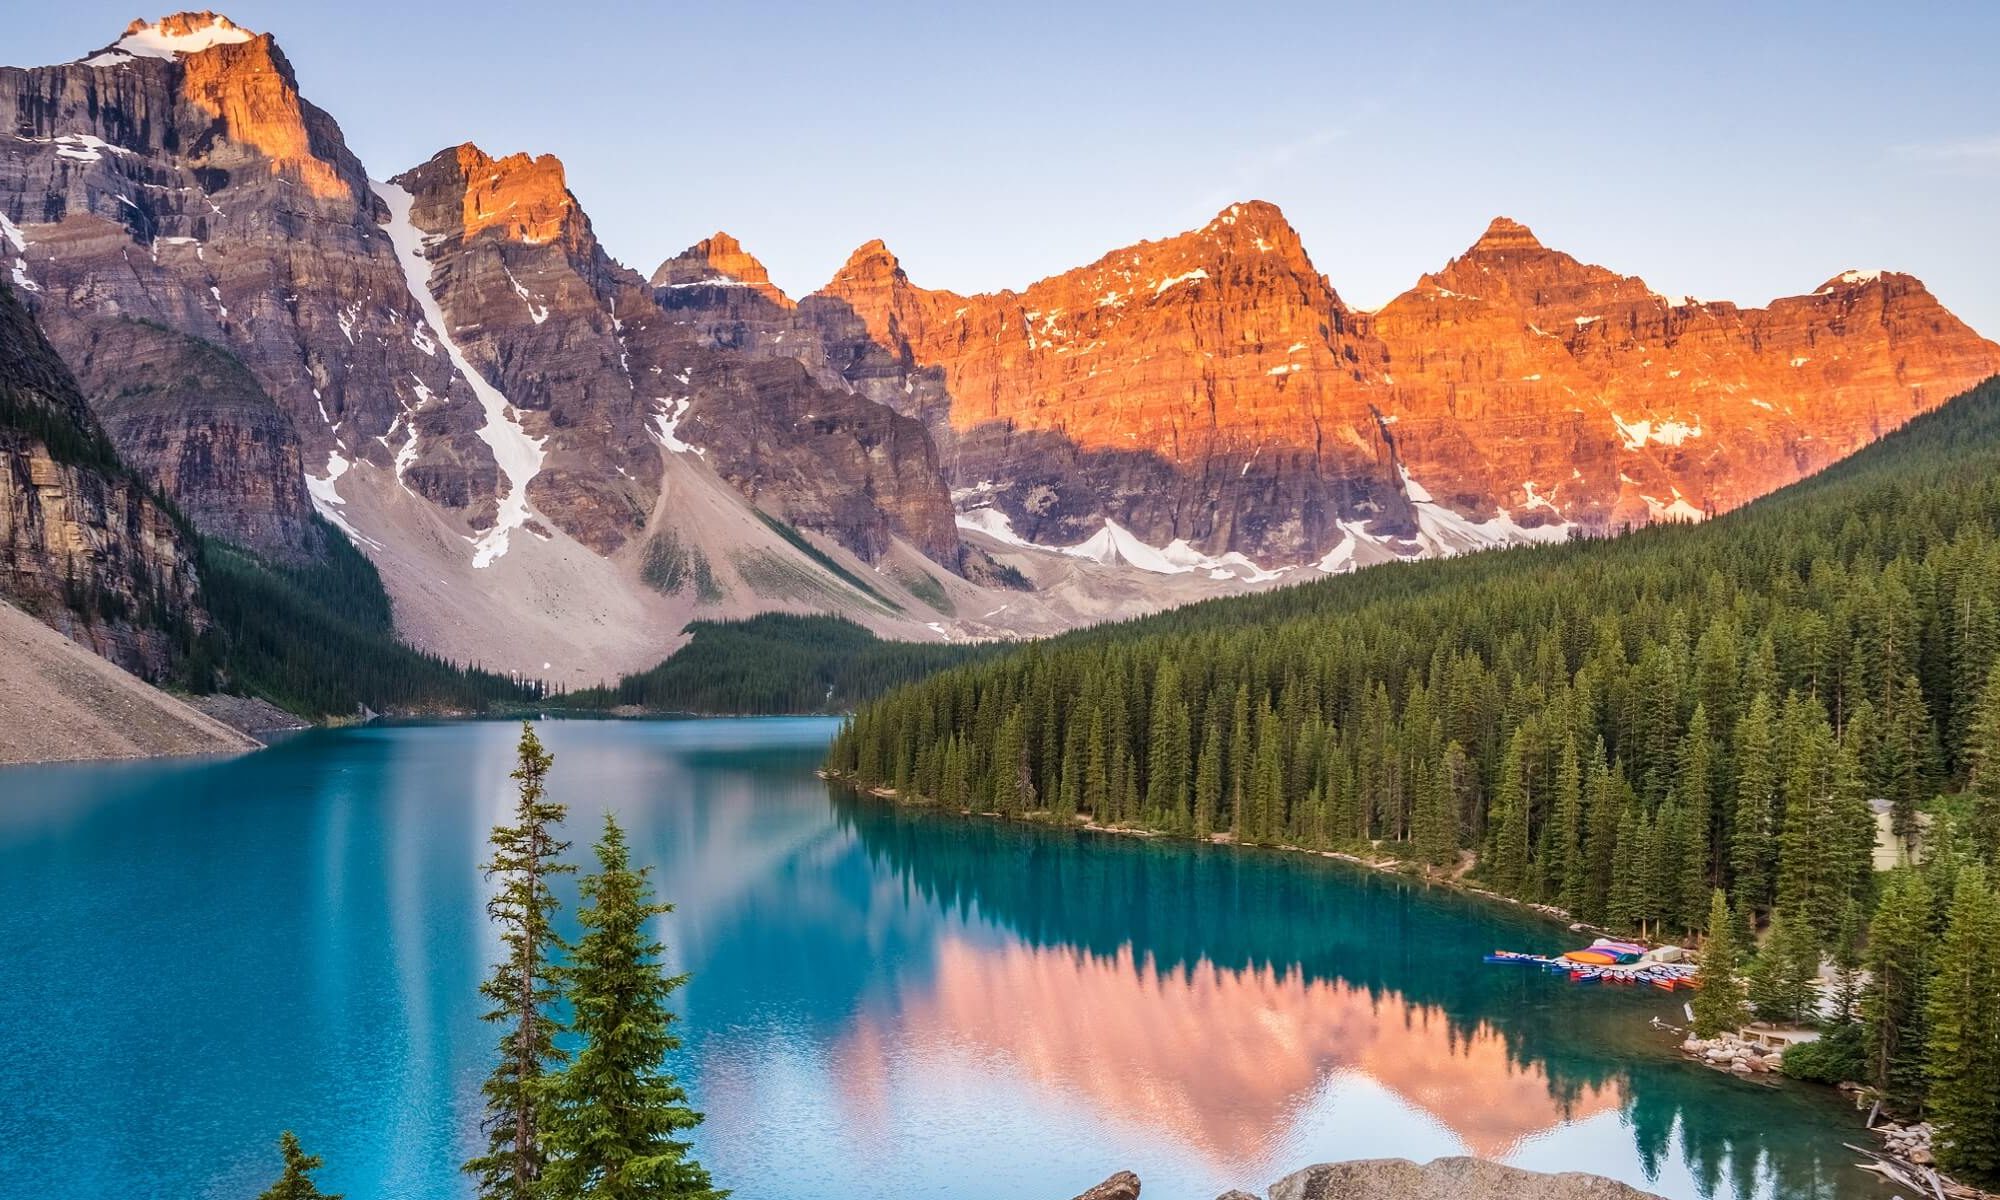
(19, 2, 2000, 333)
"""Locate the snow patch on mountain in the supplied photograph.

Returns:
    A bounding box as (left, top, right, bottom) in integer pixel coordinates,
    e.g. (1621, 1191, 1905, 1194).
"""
(1391, 466, 1575, 560)
(0, 212, 38, 293)
(372, 180, 546, 569)
(955, 507, 1285, 582)
(1612, 414, 1702, 450)
(502, 265, 550, 325)
(304, 450, 378, 547)
(651, 397, 702, 455)
(87, 15, 254, 63)
(1153, 269, 1208, 296)
(1064, 520, 1286, 581)
(1642, 490, 1706, 523)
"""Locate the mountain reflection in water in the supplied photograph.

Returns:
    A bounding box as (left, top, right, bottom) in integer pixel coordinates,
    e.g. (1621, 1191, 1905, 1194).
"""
(0, 720, 1874, 1200)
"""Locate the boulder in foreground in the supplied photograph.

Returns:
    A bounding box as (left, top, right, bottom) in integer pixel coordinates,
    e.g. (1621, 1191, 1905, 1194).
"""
(1266, 1157, 1664, 1200)
(1070, 1172, 1142, 1200)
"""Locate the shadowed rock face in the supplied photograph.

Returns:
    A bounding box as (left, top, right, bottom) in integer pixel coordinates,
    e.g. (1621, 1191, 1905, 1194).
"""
(0, 281, 203, 677)
(56, 316, 325, 562)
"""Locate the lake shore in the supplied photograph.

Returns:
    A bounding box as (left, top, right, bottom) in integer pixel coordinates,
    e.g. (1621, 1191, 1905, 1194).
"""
(0, 601, 260, 766)
(818, 767, 1610, 939)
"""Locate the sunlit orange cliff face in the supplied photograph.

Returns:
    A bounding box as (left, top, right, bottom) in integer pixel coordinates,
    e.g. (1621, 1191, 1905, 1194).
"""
(161, 14, 351, 201)
(829, 939, 1616, 1172)
(808, 204, 2000, 561)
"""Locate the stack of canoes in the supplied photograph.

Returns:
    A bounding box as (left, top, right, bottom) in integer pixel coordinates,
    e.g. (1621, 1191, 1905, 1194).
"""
(1482, 940, 1703, 991)
(1562, 939, 1647, 966)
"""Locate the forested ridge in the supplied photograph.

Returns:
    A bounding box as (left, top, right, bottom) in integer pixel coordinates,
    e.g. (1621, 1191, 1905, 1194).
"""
(568, 614, 999, 714)
(830, 376, 2000, 1180)
(192, 524, 544, 718)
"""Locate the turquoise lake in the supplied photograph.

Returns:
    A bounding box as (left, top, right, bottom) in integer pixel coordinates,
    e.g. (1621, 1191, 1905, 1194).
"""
(0, 718, 1880, 1199)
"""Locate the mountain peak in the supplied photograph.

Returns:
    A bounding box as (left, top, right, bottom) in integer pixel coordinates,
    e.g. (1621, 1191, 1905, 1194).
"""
(831, 239, 904, 283)
(1195, 199, 1319, 272)
(1814, 268, 1898, 294)
(397, 144, 577, 246)
(848, 238, 897, 265)
(651, 232, 789, 304)
(450, 142, 566, 183)
(1206, 199, 1289, 227)
(1470, 216, 1544, 253)
(89, 12, 257, 62)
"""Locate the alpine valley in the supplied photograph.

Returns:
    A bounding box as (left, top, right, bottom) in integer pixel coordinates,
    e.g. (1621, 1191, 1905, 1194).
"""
(2, 12, 1996, 713)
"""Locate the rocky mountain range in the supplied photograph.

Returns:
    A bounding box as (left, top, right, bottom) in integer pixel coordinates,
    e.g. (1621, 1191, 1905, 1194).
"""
(4, 12, 1995, 688)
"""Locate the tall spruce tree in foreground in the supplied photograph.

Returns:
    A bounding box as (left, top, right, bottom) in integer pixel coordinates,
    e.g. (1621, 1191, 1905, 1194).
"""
(543, 814, 723, 1200)
(1924, 868, 2000, 1187)
(258, 1131, 340, 1200)
(1691, 889, 1748, 1038)
(466, 722, 574, 1200)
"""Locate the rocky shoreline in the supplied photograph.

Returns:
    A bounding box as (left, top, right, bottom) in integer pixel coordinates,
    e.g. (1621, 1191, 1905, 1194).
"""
(1677, 1031, 1788, 1077)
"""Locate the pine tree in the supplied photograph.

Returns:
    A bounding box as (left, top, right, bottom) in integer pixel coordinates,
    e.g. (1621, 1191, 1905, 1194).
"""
(1194, 721, 1222, 838)
(1774, 704, 1831, 923)
(1581, 738, 1621, 922)
(1692, 890, 1749, 1038)
(1423, 741, 1472, 868)
(1678, 703, 1717, 885)
(1830, 897, 1865, 1025)
(1439, 739, 1472, 864)
(1146, 680, 1190, 829)
(1228, 683, 1251, 837)
(990, 706, 1029, 815)
(1923, 868, 2000, 1187)
(1548, 733, 1583, 906)
(1967, 660, 2000, 863)
(1865, 871, 1935, 1113)
(1488, 727, 1533, 896)
(1608, 805, 1647, 933)
(1747, 907, 1820, 1025)
(541, 815, 722, 1200)
(1082, 709, 1109, 818)
(466, 723, 574, 1200)
(258, 1132, 340, 1200)
(1249, 706, 1283, 844)
(1731, 694, 1778, 913)
(1669, 797, 1709, 936)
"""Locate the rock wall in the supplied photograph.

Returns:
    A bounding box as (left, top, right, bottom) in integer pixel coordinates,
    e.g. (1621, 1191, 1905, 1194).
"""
(55, 315, 325, 561)
(0, 280, 202, 677)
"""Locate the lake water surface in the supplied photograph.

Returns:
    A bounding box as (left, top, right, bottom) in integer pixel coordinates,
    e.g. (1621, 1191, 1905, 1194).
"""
(0, 719, 1878, 1199)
